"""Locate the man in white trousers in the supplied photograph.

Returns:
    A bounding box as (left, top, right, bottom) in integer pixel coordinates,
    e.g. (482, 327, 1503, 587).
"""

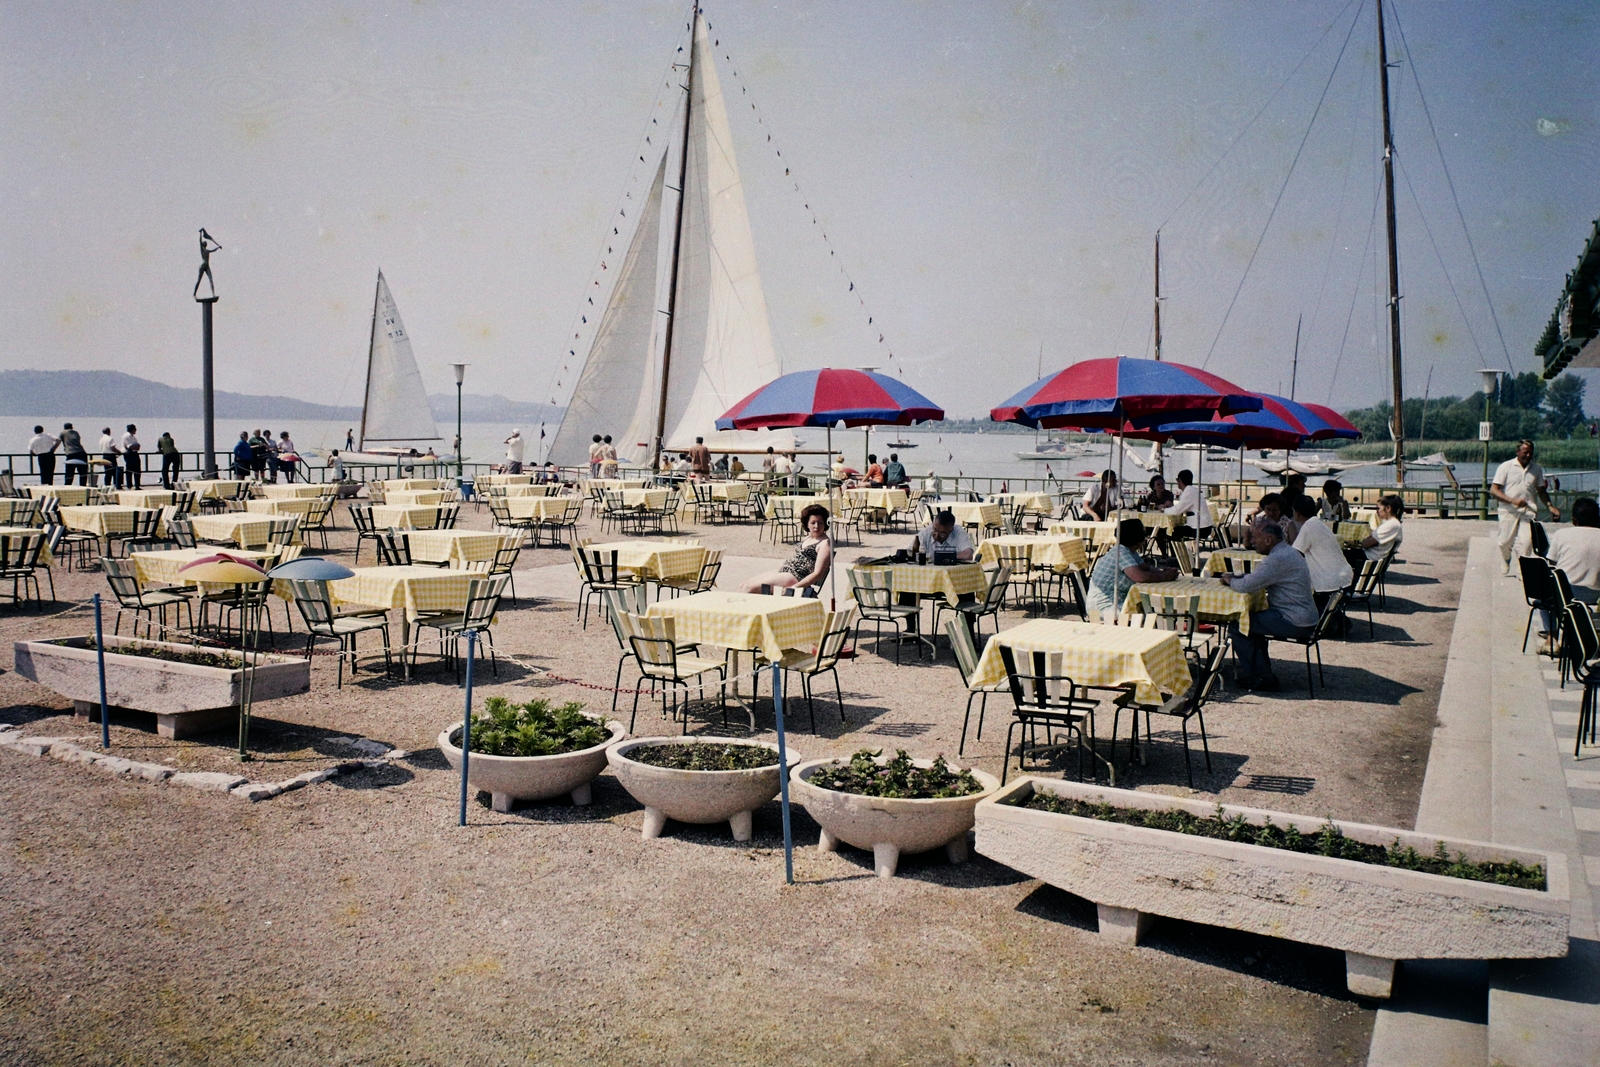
(1491, 439, 1559, 574)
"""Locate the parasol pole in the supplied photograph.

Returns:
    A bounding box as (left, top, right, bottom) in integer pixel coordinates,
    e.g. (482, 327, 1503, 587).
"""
(827, 423, 837, 608)
(771, 663, 794, 884)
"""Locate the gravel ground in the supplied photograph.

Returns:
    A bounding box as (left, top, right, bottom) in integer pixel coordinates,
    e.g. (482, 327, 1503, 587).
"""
(0, 501, 1476, 1065)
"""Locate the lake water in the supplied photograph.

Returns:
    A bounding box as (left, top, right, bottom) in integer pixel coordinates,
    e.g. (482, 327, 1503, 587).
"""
(0, 415, 1515, 490)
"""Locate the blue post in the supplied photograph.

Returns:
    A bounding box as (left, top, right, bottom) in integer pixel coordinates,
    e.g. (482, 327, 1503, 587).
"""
(458, 630, 477, 826)
(93, 593, 109, 750)
(771, 663, 794, 885)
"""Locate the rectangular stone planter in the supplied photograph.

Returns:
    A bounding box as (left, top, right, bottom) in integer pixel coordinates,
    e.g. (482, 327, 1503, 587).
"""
(13, 635, 311, 740)
(973, 778, 1570, 999)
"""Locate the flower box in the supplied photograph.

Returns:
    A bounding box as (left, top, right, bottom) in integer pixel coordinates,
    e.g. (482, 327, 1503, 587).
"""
(972, 778, 1569, 998)
(12, 635, 311, 740)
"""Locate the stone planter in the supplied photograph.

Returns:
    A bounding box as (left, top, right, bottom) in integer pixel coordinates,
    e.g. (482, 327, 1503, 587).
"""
(12, 635, 311, 740)
(973, 778, 1570, 998)
(438, 719, 625, 812)
(606, 737, 800, 843)
(790, 756, 1001, 878)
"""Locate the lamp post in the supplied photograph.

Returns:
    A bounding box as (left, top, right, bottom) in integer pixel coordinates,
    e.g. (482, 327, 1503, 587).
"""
(451, 363, 469, 480)
(193, 230, 221, 476)
(1479, 369, 1500, 521)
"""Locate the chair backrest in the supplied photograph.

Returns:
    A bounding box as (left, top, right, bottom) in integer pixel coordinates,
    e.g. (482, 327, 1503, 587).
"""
(1172, 540, 1194, 575)
(1137, 591, 1199, 635)
(996, 544, 1031, 572)
(491, 536, 521, 575)
(375, 527, 410, 566)
(583, 547, 623, 584)
(486, 498, 513, 524)
(1517, 554, 1556, 608)
(1351, 556, 1384, 596)
(1531, 521, 1550, 558)
(1562, 603, 1599, 674)
(101, 557, 145, 605)
(305, 496, 334, 525)
(44, 523, 65, 555)
(1552, 568, 1573, 611)
(39, 496, 61, 522)
(275, 544, 303, 565)
(847, 566, 895, 608)
(1310, 589, 1346, 640)
(128, 509, 160, 537)
(287, 578, 338, 632)
(461, 574, 510, 630)
(1223, 553, 1254, 576)
(944, 616, 982, 687)
(627, 613, 682, 676)
(0, 532, 43, 568)
(171, 490, 197, 513)
(997, 644, 1082, 711)
(266, 517, 300, 546)
(436, 504, 460, 529)
(696, 548, 724, 591)
(980, 564, 1013, 611)
(602, 489, 627, 513)
(602, 587, 650, 649)
(165, 516, 196, 548)
(348, 504, 375, 534)
(810, 605, 858, 671)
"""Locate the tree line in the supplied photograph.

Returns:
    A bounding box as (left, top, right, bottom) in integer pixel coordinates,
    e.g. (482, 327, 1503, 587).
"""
(1341, 372, 1588, 443)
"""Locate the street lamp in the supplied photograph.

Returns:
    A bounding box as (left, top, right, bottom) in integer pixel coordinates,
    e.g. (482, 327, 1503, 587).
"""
(451, 363, 469, 480)
(1479, 369, 1500, 521)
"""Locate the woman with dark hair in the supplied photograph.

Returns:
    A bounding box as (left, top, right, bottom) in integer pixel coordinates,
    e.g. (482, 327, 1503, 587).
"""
(742, 504, 834, 593)
(1085, 517, 1178, 619)
(1145, 474, 1174, 509)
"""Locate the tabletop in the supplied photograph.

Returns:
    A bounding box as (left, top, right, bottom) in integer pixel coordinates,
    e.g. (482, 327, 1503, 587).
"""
(585, 540, 705, 581)
(133, 547, 276, 591)
(945, 501, 1002, 530)
(59, 505, 150, 537)
(375, 479, 449, 492)
(183, 479, 248, 500)
(257, 484, 332, 500)
(763, 492, 843, 519)
(844, 487, 908, 511)
(116, 490, 183, 511)
(619, 488, 671, 510)
(1050, 520, 1119, 547)
(330, 565, 476, 621)
(0, 499, 40, 524)
(475, 474, 535, 487)
(588, 479, 648, 492)
(977, 534, 1088, 573)
(0, 526, 52, 564)
(856, 561, 988, 607)
(246, 498, 319, 517)
(967, 617, 1192, 706)
(189, 513, 283, 548)
(1111, 510, 1184, 533)
(383, 489, 452, 507)
(647, 589, 824, 663)
(1122, 576, 1265, 634)
(370, 504, 441, 530)
(988, 491, 1056, 513)
(406, 530, 510, 567)
(705, 482, 751, 501)
(24, 486, 90, 506)
(500, 484, 565, 498)
(1337, 521, 1373, 545)
(507, 496, 580, 521)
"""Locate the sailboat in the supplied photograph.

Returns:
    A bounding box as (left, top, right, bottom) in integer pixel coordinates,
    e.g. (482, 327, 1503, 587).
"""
(547, 6, 794, 469)
(338, 271, 445, 470)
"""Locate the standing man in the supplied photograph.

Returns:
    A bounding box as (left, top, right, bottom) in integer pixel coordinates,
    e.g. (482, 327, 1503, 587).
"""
(60, 423, 88, 485)
(1218, 521, 1319, 691)
(232, 432, 253, 479)
(345, 428, 355, 451)
(504, 428, 525, 474)
(98, 427, 123, 488)
(157, 431, 181, 488)
(28, 425, 59, 485)
(1492, 439, 1560, 575)
(687, 436, 712, 480)
(121, 424, 142, 488)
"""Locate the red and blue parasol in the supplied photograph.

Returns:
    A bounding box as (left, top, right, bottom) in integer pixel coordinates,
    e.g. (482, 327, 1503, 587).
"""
(716, 368, 944, 430)
(1153, 392, 1361, 448)
(990, 357, 1262, 431)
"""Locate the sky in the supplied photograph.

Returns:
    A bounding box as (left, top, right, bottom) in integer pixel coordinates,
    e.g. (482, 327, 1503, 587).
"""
(3, 0, 1597, 419)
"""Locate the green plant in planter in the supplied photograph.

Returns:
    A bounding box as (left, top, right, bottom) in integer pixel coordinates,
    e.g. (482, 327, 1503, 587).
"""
(627, 742, 779, 771)
(1016, 793, 1546, 891)
(465, 697, 609, 758)
(76, 639, 245, 671)
(809, 748, 983, 799)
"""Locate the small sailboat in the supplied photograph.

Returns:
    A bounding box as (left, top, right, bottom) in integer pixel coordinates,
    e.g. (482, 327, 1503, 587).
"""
(547, 7, 795, 468)
(339, 271, 444, 470)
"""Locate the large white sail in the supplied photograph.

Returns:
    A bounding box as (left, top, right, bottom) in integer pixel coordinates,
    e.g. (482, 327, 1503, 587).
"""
(360, 271, 440, 445)
(660, 12, 787, 454)
(549, 155, 667, 467)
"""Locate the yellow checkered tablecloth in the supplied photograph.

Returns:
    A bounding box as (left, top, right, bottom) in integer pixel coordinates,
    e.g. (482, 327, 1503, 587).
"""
(1050, 520, 1119, 547)
(647, 590, 824, 663)
(1337, 521, 1373, 545)
(476, 473, 535, 487)
(1115, 510, 1183, 533)
(382, 489, 451, 507)
(0, 526, 52, 563)
(587, 541, 705, 581)
(116, 490, 181, 511)
(707, 482, 751, 501)
(25, 486, 90, 506)
(978, 534, 1088, 572)
(330, 565, 475, 622)
(501, 484, 563, 498)
(0, 499, 39, 524)
(370, 504, 440, 530)
(858, 562, 988, 607)
(619, 488, 670, 510)
(375, 479, 448, 492)
(763, 492, 842, 519)
(845, 487, 908, 512)
(989, 491, 1055, 513)
(60, 505, 149, 537)
(258, 484, 331, 500)
(507, 496, 579, 521)
(1205, 548, 1264, 576)
(967, 618, 1192, 706)
(588, 479, 647, 492)
(1122, 576, 1265, 634)
(406, 530, 508, 567)
(246, 498, 319, 518)
(183, 479, 247, 501)
(189, 514, 280, 548)
(945, 502, 1002, 531)
(132, 547, 276, 591)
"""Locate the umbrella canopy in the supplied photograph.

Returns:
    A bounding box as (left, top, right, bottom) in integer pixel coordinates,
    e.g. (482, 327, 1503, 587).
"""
(1298, 402, 1361, 441)
(177, 552, 269, 585)
(268, 556, 355, 581)
(990, 357, 1262, 430)
(716, 368, 944, 430)
(1153, 392, 1355, 450)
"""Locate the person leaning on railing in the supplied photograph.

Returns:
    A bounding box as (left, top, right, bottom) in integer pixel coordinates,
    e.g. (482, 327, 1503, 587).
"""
(157, 431, 181, 489)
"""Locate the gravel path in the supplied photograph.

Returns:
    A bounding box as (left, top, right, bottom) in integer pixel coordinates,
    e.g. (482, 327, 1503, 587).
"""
(0, 501, 1471, 1064)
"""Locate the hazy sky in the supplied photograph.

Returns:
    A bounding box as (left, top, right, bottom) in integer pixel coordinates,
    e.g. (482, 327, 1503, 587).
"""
(3, 1, 1596, 418)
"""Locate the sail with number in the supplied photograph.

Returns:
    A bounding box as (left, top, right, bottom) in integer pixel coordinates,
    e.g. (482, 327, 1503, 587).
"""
(359, 271, 440, 448)
(550, 8, 792, 467)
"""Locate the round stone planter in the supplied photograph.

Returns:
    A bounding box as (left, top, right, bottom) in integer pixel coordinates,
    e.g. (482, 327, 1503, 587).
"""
(606, 736, 801, 843)
(438, 719, 625, 812)
(790, 756, 1001, 878)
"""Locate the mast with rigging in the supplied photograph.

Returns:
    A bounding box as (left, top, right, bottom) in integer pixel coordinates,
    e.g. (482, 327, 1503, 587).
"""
(653, 5, 698, 471)
(1377, 0, 1406, 485)
(1153, 232, 1163, 362)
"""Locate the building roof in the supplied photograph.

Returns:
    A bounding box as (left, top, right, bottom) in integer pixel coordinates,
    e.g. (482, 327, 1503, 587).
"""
(1538, 217, 1600, 378)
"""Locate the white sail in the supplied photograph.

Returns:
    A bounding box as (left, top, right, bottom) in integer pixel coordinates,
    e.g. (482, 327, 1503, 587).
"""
(548, 155, 667, 467)
(360, 271, 440, 445)
(660, 12, 788, 455)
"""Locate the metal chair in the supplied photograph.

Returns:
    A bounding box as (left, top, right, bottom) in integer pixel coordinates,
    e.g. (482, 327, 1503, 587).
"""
(848, 566, 920, 664)
(934, 563, 1012, 642)
(997, 644, 1118, 785)
(1266, 590, 1347, 691)
(416, 574, 510, 683)
(374, 527, 412, 567)
(286, 579, 392, 688)
(1346, 545, 1396, 639)
(1137, 634, 1227, 787)
(1561, 604, 1600, 757)
(301, 495, 337, 549)
(578, 547, 643, 629)
(348, 504, 383, 564)
(626, 613, 727, 733)
(112, 508, 164, 557)
(1135, 591, 1206, 663)
(102, 556, 192, 637)
(656, 548, 722, 599)
(777, 606, 858, 733)
(488, 534, 521, 602)
(0, 532, 50, 606)
(434, 503, 461, 530)
(947, 617, 1009, 756)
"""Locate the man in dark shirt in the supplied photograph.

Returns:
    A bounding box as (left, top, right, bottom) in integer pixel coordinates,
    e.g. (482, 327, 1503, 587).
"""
(232, 432, 254, 479)
(60, 423, 88, 485)
(884, 453, 908, 487)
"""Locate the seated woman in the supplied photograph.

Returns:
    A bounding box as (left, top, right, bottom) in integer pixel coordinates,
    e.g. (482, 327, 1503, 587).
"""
(1085, 518, 1179, 620)
(742, 504, 834, 594)
(1146, 474, 1175, 509)
(1319, 479, 1352, 523)
(1345, 494, 1404, 572)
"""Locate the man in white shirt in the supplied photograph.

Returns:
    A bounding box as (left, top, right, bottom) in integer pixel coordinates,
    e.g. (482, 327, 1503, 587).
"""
(588, 434, 604, 478)
(28, 425, 59, 484)
(1290, 496, 1352, 616)
(1082, 470, 1121, 521)
(98, 428, 123, 489)
(1491, 439, 1559, 575)
(1165, 469, 1213, 539)
(1542, 496, 1600, 644)
(120, 424, 142, 488)
(504, 429, 525, 474)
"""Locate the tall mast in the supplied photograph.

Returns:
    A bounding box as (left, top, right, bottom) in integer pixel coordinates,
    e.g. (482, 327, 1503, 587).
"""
(359, 271, 380, 451)
(1377, 0, 1405, 485)
(1153, 232, 1163, 361)
(1290, 313, 1301, 400)
(654, 6, 698, 469)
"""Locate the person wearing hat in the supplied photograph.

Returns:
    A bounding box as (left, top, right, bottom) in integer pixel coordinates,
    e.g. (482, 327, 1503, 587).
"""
(504, 429, 525, 474)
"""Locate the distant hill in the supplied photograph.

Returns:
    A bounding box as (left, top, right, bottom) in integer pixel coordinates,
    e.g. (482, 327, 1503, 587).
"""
(0, 370, 563, 426)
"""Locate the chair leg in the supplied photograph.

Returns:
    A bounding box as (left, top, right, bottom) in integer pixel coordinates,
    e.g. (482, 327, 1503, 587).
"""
(832, 668, 846, 723)
(1523, 607, 1537, 654)
(1002, 720, 1018, 785)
